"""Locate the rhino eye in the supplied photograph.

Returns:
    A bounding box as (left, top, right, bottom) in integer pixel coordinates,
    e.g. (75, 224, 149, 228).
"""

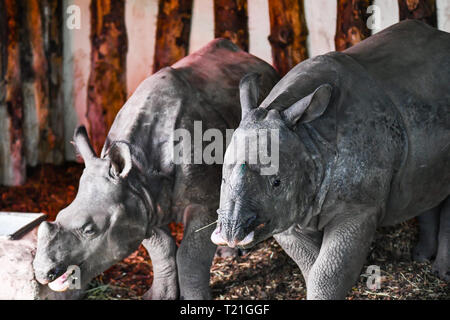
(272, 179, 281, 187)
(82, 224, 96, 236)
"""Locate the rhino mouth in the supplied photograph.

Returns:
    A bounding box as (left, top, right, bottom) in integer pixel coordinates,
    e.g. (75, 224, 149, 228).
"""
(211, 229, 255, 248)
(48, 267, 76, 292)
(211, 219, 270, 248)
(44, 263, 82, 292)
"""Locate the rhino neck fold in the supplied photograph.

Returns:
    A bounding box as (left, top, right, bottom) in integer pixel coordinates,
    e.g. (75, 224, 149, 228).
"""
(295, 123, 337, 230)
(111, 143, 169, 232)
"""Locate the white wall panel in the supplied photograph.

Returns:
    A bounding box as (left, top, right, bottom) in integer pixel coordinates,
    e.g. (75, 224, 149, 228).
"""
(304, 0, 337, 57)
(437, 0, 450, 32)
(248, 0, 272, 64)
(189, 0, 215, 54)
(371, 0, 399, 34)
(63, 0, 91, 160)
(126, 0, 158, 98)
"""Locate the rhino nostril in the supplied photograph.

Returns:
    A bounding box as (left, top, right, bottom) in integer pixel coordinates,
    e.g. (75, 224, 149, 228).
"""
(47, 268, 58, 281)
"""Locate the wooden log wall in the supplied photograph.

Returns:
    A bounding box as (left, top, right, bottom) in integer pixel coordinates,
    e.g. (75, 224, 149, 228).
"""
(87, 0, 128, 155)
(335, 0, 372, 52)
(267, 0, 308, 76)
(153, 0, 193, 73)
(214, 0, 249, 51)
(0, 0, 63, 186)
(0, 0, 448, 185)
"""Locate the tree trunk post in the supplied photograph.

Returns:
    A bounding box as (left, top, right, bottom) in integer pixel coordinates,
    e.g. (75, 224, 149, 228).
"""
(398, 0, 436, 26)
(335, 0, 372, 52)
(153, 0, 193, 73)
(46, 0, 64, 164)
(0, 0, 26, 186)
(26, 0, 64, 164)
(268, 0, 308, 76)
(214, 0, 249, 51)
(87, 0, 128, 155)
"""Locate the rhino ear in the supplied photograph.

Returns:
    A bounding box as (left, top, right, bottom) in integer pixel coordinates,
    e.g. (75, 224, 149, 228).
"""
(282, 84, 332, 127)
(73, 126, 97, 166)
(107, 142, 132, 178)
(240, 73, 261, 119)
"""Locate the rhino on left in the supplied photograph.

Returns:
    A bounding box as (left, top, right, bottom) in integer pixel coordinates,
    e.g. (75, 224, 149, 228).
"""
(33, 39, 279, 300)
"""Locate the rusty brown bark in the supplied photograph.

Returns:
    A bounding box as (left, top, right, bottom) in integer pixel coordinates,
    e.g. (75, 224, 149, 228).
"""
(0, 1, 4, 79)
(0, 0, 26, 185)
(87, 0, 128, 155)
(46, 0, 64, 164)
(268, 0, 308, 76)
(24, 0, 64, 164)
(335, 0, 372, 52)
(153, 0, 193, 73)
(398, 0, 436, 26)
(214, 0, 249, 51)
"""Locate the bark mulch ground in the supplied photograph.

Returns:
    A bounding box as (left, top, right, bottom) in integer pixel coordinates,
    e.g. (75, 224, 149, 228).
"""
(0, 163, 448, 300)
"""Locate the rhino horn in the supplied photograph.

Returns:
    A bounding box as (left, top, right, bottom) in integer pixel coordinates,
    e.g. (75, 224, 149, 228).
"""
(73, 126, 97, 166)
(239, 73, 261, 119)
(282, 84, 332, 127)
(37, 221, 54, 240)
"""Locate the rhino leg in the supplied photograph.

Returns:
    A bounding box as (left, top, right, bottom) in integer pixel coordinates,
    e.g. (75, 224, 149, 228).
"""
(273, 225, 322, 283)
(413, 207, 440, 262)
(141, 226, 179, 300)
(177, 204, 217, 300)
(432, 197, 450, 281)
(307, 210, 379, 300)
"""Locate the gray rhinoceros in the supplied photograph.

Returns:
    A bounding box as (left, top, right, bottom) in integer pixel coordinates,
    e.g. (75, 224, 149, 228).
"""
(33, 39, 279, 300)
(211, 20, 450, 299)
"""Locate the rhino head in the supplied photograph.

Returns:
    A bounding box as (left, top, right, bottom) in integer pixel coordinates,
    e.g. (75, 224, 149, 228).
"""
(33, 126, 150, 292)
(211, 73, 332, 248)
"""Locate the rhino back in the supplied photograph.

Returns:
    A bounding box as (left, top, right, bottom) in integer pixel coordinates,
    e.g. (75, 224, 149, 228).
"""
(172, 38, 279, 129)
(345, 20, 450, 219)
(344, 20, 450, 109)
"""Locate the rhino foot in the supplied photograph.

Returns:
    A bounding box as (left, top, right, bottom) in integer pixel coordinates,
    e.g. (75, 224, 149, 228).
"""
(431, 197, 450, 282)
(413, 241, 437, 262)
(141, 227, 179, 300)
(142, 280, 178, 300)
(413, 208, 440, 262)
(432, 259, 450, 282)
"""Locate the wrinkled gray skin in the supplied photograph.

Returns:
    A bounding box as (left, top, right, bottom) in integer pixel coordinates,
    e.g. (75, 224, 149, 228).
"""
(212, 20, 450, 299)
(33, 39, 279, 300)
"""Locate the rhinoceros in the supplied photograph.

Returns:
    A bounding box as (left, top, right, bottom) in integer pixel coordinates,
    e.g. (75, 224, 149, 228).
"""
(33, 39, 279, 299)
(211, 20, 450, 299)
